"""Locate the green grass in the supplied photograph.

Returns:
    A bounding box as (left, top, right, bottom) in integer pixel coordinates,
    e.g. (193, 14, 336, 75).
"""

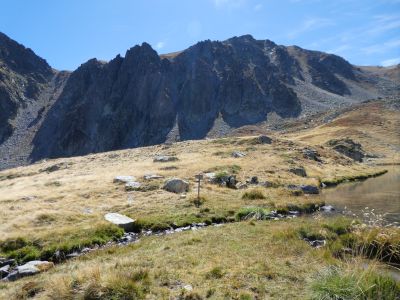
(310, 265, 400, 300)
(236, 207, 271, 221)
(320, 170, 388, 187)
(0, 224, 124, 264)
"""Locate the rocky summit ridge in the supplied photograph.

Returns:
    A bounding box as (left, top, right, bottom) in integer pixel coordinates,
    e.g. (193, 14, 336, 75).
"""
(0, 32, 398, 170)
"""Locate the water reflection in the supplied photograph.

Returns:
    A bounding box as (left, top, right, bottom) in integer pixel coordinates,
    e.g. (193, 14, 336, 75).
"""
(321, 167, 400, 224)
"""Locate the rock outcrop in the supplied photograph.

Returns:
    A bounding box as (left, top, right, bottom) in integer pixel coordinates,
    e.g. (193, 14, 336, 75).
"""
(0, 32, 398, 169)
(327, 138, 365, 162)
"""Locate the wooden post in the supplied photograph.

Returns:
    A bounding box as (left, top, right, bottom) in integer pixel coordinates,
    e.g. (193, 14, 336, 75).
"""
(195, 174, 203, 207)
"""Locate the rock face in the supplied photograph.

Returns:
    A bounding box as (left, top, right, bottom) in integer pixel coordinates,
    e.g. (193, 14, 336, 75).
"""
(327, 138, 365, 162)
(0, 33, 54, 144)
(0, 32, 398, 169)
(163, 178, 189, 193)
(104, 213, 135, 231)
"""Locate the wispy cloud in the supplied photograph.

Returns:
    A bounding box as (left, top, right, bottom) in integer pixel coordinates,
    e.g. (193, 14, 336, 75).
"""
(287, 18, 335, 38)
(367, 14, 400, 35)
(381, 57, 400, 66)
(362, 38, 400, 54)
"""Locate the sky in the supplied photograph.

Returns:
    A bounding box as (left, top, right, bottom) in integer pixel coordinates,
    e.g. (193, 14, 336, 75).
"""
(1, 0, 399, 71)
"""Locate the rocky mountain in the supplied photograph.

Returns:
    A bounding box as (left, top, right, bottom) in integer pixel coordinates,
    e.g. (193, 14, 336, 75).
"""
(0, 32, 398, 169)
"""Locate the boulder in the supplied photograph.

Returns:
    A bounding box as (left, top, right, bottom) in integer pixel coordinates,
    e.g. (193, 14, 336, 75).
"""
(287, 184, 319, 194)
(125, 181, 141, 191)
(327, 138, 365, 162)
(153, 155, 178, 163)
(249, 176, 258, 184)
(289, 167, 307, 177)
(257, 135, 272, 144)
(204, 172, 216, 182)
(5, 261, 54, 281)
(300, 185, 319, 194)
(104, 213, 135, 231)
(232, 151, 246, 158)
(163, 178, 189, 193)
(302, 148, 322, 162)
(113, 176, 135, 184)
(143, 174, 164, 180)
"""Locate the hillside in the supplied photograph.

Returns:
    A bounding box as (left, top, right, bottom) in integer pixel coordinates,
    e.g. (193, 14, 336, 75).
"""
(0, 32, 398, 170)
(0, 99, 399, 298)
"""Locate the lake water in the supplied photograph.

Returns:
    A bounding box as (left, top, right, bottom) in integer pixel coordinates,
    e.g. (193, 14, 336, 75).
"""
(321, 167, 400, 225)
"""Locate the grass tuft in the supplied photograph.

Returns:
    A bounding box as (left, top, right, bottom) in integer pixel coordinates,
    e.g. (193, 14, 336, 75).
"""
(242, 188, 266, 200)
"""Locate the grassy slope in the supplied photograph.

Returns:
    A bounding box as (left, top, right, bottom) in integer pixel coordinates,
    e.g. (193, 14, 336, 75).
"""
(0, 100, 398, 298)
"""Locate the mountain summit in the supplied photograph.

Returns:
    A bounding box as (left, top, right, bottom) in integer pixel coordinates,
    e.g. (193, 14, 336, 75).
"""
(0, 33, 398, 169)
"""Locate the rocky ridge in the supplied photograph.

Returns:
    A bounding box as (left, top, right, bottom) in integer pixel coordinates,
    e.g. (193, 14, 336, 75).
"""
(0, 32, 398, 170)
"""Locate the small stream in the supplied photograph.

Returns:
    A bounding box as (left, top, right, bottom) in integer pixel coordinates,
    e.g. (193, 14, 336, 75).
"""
(321, 167, 400, 225)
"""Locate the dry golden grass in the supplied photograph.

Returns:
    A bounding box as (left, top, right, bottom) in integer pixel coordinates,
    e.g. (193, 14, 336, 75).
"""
(0, 134, 382, 243)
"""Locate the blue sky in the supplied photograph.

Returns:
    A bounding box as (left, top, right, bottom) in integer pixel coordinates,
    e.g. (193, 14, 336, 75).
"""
(1, 0, 399, 70)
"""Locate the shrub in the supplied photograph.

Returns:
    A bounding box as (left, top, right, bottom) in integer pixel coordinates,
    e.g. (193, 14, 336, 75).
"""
(206, 267, 224, 279)
(242, 189, 266, 200)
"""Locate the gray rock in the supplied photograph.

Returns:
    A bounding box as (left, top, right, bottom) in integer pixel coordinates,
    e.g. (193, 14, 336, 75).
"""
(300, 185, 319, 194)
(321, 205, 335, 212)
(204, 172, 216, 182)
(249, 176, 258, 184)
(0, 258, 15, 268)
(143, 174, 164, 180)
(153, 156, 178, 163)
(113, 176, 135, 184)
(104, 213, 135, 231)
(260, 181, 274, 188)
(163, 178, 189, 193)
(327, 138, 365, 162)
(257, 135, 272, 144)
(125, 181, 141, 191)
(289, 167, 307, 177)
(302, 148, 322, 162)
(232, 151, 246, 158)
(0, 265, 10, 279)
(5, 261, 54, 281)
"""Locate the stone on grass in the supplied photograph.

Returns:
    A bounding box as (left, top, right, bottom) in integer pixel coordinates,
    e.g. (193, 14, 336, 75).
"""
(321, 205, 335, 212)
(163, 178, 189, 193)
(302, 148, 322, 162)
(113, 176, 135, 184)
(104, 213, 135, 231)
(5, 261, 54, 281)
(289, 167, 307, 177)
(232, 151, 246, 158)
(125, 181, 141, 191)
(300, 185, 319, 194)
(257, 135, 272, 144)
(153, 155, 178, 163)
(143, 174, 164, 180)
